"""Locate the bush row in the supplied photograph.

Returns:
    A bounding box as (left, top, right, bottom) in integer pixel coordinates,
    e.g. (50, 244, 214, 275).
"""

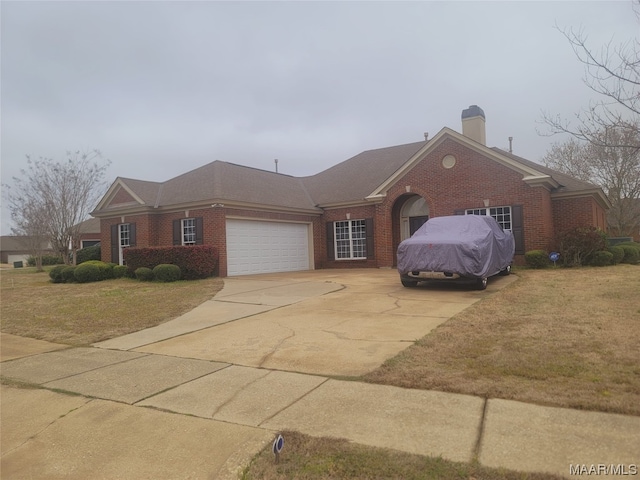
(49, 261, 127, 283)
(27, 255, 64, 266)
(525, 242, 640, 269)
(134, 264, 182, 282)
(50, 260, 183, 284)
(123, 245, 218, 280)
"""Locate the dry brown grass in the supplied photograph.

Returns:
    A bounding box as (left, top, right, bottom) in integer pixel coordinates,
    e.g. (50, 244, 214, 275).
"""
(0, 267, 223, 345)
(365, 265, 640, 416)
(242, 430, 564, 480)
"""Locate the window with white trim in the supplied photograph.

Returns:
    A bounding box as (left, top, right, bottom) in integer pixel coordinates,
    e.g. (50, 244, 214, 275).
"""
(466, 206, 512, 231)
(119, 223, 130, 248)
(335, 219, 367, 259)
(182, 218, 196, 245)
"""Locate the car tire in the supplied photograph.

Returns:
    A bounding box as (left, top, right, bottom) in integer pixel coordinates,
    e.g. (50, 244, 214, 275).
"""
(499, 265, 511, 276)
(401, 278, 418, 288)
(476, 277, 488, 290)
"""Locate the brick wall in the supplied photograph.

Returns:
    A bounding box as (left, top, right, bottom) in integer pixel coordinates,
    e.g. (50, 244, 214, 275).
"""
(360, 138, 556, 266)
(552, 196, 608, 242)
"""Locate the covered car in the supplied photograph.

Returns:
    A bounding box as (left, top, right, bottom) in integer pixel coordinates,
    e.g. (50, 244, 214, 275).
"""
(397, 215, 515, 289)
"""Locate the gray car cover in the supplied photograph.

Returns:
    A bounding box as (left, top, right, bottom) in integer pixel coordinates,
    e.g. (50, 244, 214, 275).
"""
(397, 215, 515, 278)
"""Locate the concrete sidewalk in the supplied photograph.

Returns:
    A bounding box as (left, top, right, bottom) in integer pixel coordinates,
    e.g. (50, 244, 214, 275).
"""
(2, 271, 639, 479)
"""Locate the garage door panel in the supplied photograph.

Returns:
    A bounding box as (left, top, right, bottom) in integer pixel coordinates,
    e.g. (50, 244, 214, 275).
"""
(226, 220, 310, 276)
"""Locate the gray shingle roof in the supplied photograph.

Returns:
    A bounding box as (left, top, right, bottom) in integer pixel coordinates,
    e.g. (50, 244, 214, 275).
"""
(119, 161, 319, 211)
(301, 141, 428, 206)
(491, 148, 602, 193)
(97, 138, 606, 214)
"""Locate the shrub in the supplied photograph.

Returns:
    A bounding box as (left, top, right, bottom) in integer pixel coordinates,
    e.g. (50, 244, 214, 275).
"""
(153, 264, 181, 282)
(135, 267, 154, 281)
(124, 245, 218, 280)
(620, 245, 640, 265)
(557, 226, 608, 267)
(589, 251, 613, 267)
(74, 263, 101, 283)
(113, 265, 127, 278)
(525, 250, 549, 269)
(609, 246, 625, 265)
(62, 266, 77, 282)
(75, 245, 101, 264)
(29, 255, 64, 267)
(79, 260, 114, 281)
(49, 265, 67, 283)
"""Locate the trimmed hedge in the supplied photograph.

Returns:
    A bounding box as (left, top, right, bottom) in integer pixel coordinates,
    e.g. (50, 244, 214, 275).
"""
(609, 246, 625, 265)
(135, 267, 154, 281)
(124, 245, 218, 280)
(62, 266, 77, 282)
(589, 251, 613, 267)
(620, 245, 640, 264)
(78, 260, 114, 281)
(74, 263, 101, 283)
(29, 255, 64, 267)
(113, 265, 127, 278)
(525, 250, 549, 269)
(49, 265, 67, 283)
(153, 264, 181, 282)
(75, 245, 101, 264)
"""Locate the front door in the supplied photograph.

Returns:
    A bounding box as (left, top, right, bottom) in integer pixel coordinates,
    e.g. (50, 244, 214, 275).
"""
(409, 215, 429, 236)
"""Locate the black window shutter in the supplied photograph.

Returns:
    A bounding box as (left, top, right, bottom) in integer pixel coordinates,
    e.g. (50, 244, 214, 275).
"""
(195, 217, 204, 245)
(129, 223, 136, 247)
(511, 205, 525, 255)
(173, 220, 182, 245)
(365, 218, 374, 259)
(110, 224, 119, 263)
(454, 209, 465, 215)
(326, 222, 335, 260)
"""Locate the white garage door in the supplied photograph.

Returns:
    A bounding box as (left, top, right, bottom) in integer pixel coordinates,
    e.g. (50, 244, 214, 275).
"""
(226, 219, 310, 276)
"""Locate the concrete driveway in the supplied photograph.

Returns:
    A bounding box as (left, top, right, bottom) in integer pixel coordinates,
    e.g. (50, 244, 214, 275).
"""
(3, 269, 639, 479)
(99, 268, 514, 376)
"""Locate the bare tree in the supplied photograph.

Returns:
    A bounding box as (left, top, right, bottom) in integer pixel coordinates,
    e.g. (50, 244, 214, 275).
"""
(541, 2, 640, 150)
(543, 124, 640, 237)
(6, 150, 110, 265)
(5, 194, 50, 271)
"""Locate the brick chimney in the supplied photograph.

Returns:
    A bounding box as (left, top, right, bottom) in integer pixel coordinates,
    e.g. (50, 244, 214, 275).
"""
(461, 105, 486, 145)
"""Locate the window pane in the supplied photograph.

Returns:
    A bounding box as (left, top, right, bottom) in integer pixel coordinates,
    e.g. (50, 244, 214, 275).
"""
(183, 218, 196, 245)
(351, 220, 366, 258)
(490, 206, 512, 231)
(119, 224, 130, 247)
(335, 221, 351, 259)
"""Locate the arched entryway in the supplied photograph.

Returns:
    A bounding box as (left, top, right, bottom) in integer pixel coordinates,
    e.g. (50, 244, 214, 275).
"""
(391, 194, 430, 265)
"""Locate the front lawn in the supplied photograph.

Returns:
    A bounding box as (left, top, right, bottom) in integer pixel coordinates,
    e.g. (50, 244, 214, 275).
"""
(365, 265, 640, 416)
(0, 267, 223, 345)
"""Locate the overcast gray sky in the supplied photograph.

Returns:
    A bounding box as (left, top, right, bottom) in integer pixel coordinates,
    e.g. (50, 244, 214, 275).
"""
(1, 1, 638, 234)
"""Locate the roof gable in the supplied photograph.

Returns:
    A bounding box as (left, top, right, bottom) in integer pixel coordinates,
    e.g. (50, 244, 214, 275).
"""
(367, 128, 559, 201)
(94, 178, 158, 211)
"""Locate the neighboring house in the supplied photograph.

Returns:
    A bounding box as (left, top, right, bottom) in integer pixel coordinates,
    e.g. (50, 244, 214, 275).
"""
(0, 236, 54, 265)
(75, 217, 101, 249)
(92, 106, 610, 277)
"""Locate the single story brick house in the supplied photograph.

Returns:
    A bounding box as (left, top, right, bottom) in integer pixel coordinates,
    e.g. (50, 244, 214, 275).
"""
(92, 106, 610, 277)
